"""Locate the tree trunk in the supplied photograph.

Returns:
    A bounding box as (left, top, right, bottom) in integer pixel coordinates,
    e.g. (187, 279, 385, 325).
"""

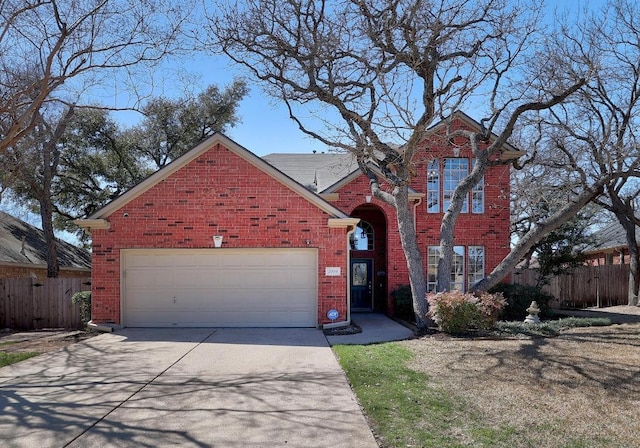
(615, 213, 639, 306)
(437, 215, 454, 292)
(393, 184, 431, 329)
(628, 247, 639, 306)
(40, 121, 63, 279)
(438, 144, 488, 292)
(40, 195, 59, 278)
(473, 183, 603, 292)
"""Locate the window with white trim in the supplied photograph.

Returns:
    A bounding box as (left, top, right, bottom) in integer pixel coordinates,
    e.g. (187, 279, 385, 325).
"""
(471, 160, 484, 214)
(427, 245, 465, 292)
(443, 158, 469, 213)
(427, 159, 440, 213)
(427, 246, 439, 292)
(426, 158, 484, 213)
(468, 246, 485, 287)
(350, 221, 374, 251)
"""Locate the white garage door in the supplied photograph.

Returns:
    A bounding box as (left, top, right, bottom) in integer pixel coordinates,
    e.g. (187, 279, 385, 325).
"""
(122, 248, 317, 327)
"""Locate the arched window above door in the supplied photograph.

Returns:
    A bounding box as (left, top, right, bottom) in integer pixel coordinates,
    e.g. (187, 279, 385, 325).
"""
(350, 221, 374, 251)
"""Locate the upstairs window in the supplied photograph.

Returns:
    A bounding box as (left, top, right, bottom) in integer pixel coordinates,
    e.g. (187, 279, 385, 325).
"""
(426, 158, 484, 214)
(427, 160, 440, 213)
(471, 160, 484, 214)
(443, 158, 469, 213)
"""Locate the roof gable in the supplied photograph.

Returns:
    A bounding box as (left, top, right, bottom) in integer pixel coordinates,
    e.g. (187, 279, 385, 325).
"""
(426, 111, 524, 159)
(0, 211, 91, 269)
(262, 152, 358, 192)
(83, 133, 350, 221)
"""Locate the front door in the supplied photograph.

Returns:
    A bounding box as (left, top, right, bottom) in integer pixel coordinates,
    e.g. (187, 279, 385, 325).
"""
(351, 259, 373, 310)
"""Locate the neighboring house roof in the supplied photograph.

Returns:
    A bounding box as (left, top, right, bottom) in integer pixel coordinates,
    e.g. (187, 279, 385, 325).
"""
(0, 211, 91, 269)
(80, 133, 351, 222)
(584, 220, 640, 254)
(262, 152, 358, 192)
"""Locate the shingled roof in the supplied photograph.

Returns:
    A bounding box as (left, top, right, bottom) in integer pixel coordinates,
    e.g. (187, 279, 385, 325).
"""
(262, 152, 359, 192)
(0, 211, 91, 269)
(584, 220, 640, 253)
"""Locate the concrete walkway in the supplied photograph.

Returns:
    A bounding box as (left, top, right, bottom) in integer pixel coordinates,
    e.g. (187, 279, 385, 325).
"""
(0, 328, 378, 448)
(326, 313, 415, 346)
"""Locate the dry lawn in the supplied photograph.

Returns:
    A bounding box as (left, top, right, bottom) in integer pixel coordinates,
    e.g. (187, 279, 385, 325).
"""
(0, 330, 97, 354)
(401, 318, 640, 448)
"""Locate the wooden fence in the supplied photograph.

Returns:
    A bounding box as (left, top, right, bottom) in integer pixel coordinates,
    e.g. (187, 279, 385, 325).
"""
(0, 277, 91, 330)
(512, 265, 630, 308)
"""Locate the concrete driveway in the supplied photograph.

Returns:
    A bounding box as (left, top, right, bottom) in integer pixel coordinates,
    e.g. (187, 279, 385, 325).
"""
(0, 328, 378, 447)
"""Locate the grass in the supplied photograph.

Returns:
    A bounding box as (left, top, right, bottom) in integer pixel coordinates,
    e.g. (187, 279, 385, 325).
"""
(0, 351, 40, 367)
(335, 343, 529, 447)
(334, 343, 466, 448)
(334, 319, 639, 448)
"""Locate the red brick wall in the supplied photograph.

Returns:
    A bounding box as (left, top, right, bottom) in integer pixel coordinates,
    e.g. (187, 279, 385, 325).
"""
(332, 117, 512, 315)
(585, 249, 630, 266)
(90, 143, 349, 326)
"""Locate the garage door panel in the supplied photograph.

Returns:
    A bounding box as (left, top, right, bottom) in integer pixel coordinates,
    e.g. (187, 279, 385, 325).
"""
(123, 249, 318, 327)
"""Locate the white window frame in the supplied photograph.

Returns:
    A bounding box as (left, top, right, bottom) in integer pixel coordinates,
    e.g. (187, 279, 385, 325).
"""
(443, 158, 469, 213)
(468, 246, 485, 288)
(427, 159, 440, 213)
(427, 245, 465, 292)
(471, 159, 484, 214)
(350, 221, 374, 251)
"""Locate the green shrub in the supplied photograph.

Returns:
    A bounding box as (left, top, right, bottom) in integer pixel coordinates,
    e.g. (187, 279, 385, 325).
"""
(72, 291, 91, 325)
(494, 317, 611, 337)
(391, 285, 414, 321)
(426, 291, 506, 335)
(489, 283, 554, 321)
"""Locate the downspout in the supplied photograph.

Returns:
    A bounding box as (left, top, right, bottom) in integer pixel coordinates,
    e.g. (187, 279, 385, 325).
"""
(413, 197, 423, 231)
(323, 222, 358, 329)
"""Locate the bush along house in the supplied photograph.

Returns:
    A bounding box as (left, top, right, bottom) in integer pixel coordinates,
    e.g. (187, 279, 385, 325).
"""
(76, 112, 520, 329)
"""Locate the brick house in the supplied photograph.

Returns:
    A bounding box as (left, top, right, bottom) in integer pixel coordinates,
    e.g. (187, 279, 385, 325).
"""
(583, 220, 640, 266)
(0, 211, 91, 279)
(77, 112, 520, 329)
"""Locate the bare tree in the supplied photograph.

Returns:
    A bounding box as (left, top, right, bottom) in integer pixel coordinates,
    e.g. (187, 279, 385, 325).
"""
(2, 106, 75, 277)
(0, 0, 195, 156)
(206, 0, 589, 327)
(541, 0, 640, 306)
(0, 81, 248, 277)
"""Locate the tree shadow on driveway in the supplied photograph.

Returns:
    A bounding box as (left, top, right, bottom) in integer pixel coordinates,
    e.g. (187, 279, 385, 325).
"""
(0, 329, 377, 448)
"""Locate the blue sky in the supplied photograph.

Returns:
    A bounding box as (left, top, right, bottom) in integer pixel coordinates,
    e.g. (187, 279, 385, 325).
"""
(1, 0, 607, 230)
(109, 52, 334, 157)
(124, 0, 602, 157)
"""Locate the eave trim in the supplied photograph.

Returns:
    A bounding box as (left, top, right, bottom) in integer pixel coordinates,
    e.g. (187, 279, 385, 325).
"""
(74, 219, 111, 230)
(328, 218, 361, 228)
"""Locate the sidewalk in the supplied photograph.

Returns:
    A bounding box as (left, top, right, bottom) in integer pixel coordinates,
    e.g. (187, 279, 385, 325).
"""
(325, 313, 414, 346)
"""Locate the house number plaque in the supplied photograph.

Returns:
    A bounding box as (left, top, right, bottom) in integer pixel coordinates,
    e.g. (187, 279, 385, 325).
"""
(325, 267, 341, 276)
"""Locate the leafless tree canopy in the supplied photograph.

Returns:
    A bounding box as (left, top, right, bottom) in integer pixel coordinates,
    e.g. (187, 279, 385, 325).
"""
(206, 0, 594, 325)
(0, 0, 195, 156)
(210, 0, 566, 160)
(528, 0, 640, 304)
